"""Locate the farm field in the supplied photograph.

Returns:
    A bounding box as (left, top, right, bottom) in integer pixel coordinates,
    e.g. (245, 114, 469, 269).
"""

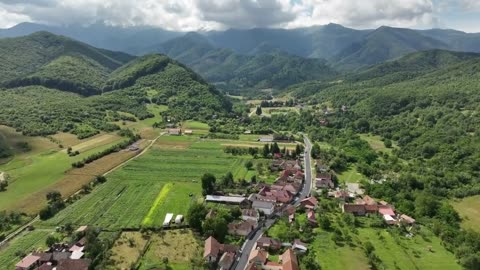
(357, 228, 461, 270)
(0, 230, 54, 270)
(106, 231, 149, 270)
(451, 195, 480, 232)
(40, 134, 260, 229)
(0, 135, 129, 213)
(138, 230, 203, 270)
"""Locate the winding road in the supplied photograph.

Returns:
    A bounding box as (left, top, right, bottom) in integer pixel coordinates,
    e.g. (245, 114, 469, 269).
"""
(233, 134, 313, 270)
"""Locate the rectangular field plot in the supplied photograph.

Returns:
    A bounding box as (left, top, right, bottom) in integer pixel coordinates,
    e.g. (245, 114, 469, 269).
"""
(42, 180, 163, 229)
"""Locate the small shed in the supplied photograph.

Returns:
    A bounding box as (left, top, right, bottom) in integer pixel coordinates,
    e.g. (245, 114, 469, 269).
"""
(175, 215, 184, 224)
(163, 213, 174, 227)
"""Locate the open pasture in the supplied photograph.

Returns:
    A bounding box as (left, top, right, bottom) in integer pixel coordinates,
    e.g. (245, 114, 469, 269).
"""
(106, 231, 149, 270)
(0, 136, 128, 213)
(138, 230, 202, 270)
(451, 195, 480, 232)
(357, 228, 461, 270)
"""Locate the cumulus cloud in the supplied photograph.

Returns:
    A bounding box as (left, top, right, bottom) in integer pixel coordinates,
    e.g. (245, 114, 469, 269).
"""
(0, 0, 445, 30)
(288, 0, 438, 29)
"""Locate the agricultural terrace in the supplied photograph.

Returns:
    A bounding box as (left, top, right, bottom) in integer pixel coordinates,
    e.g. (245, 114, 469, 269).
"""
(0, 131, 129, 213)
(451, 195, 480, 232)
(41, 133, 288, 229)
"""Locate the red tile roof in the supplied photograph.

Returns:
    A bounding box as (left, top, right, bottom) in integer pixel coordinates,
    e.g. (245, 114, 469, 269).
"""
(15, 255, 40, 269)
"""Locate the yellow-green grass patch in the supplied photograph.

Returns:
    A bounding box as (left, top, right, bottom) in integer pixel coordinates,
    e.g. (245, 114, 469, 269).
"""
(143, 183, 173, 226)
(67, 133, 122, 153)
(359, 134, 396, 154)
(106, 231, 149, 270)
(337, 166, 367, 184)
(138, 230, 202, 270)
(451, 195, 480, 232)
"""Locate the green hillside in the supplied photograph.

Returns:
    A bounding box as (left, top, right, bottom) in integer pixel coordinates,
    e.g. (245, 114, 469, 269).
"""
(106, 54, 230, 119)
(333, 26, 449, 70)
(0, 32, 133, 83)
(152, 34, 338, 91)
(0, 32, 231, 137)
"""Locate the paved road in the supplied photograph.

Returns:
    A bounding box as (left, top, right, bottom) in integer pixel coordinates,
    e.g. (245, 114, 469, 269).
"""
(233, 135, 313, 270)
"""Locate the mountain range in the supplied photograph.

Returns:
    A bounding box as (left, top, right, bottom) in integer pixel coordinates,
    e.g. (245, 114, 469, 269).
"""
(3, 22, 480, 72)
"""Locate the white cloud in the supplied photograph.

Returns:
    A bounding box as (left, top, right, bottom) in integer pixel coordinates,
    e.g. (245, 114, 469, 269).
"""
(0, 0, 447, 30)
(0, 6, 30, 27)
(288, 0, 437, 29)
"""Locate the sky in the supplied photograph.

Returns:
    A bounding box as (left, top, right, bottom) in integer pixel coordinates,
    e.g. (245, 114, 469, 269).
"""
(0, 0, 479, 32)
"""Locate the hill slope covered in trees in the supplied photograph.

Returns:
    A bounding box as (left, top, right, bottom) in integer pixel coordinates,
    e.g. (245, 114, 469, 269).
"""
(0, 32, 231, 137)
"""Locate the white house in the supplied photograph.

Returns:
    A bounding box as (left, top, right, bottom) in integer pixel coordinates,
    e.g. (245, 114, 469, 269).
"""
(252, 200, 275, 215)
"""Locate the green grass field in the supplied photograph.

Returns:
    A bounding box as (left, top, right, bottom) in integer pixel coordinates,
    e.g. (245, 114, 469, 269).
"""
(138, 230, 203, 270)
(451, 195, 480, 232)
(0, 136, 127, 212)
(337, 166, 367, 183)
(359, 134, 396, 154)
(40, 135, 256, 229)
(357, 228, 461, 270)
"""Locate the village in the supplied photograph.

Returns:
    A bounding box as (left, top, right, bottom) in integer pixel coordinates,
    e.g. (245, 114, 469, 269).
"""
(14, 226, 91, 270)
(198, 138, 417, 270)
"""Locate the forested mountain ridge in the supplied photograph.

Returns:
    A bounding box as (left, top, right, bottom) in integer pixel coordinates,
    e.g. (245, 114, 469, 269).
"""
(148, 33, 338, 91)
(0, 32, 135, 95)
(0, 32, 231, 137)
(4, 22, 480, 73)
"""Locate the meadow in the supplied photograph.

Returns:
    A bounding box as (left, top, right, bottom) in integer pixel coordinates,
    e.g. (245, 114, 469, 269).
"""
(138, 230, 202, 270)
(451, 195, 480, 232)
(0, 131, 128, 213)
(357, 228, 461, 270)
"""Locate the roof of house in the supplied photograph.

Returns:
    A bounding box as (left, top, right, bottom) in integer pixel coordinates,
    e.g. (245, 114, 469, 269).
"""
(383, 214, 395, 221)
(252, 200, 275, 209)
(69, 245, 84, 253)
(343, 204, 366, 213)
(219, 252, 235, 269)
(293, 239, 308, 250)
(206, 195, 247, 204)
(168, 128, 181, 134)
(248, 249, 268, 264)
(16, 255, 40, 269)
(307, 210, 316, 222)
(242, 209, 258, 218)
(38, 263, 54, 270)
(204, 236, 222, 258)
(316, 173, 332, 180)
(378, 206, 395, 216)
(76, 225, 88, 232)
(284, 205, 296, 215)
(257, 237, 281, 248)
(52, 252, 70, 262)
(300, 196, 318, 206)
(32, 252, 53, 262)
(281, 248, 299, 270)
(56, 259, 91, 270)
(363, 195, 377, 205)
(400, 214, 416, 224)
(229, 220, 255, 233)
(70, 250, 84, 260)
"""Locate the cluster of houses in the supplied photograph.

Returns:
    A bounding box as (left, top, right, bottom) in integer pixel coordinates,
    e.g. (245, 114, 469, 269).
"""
(245, 237, 308, 270)
(342, 195, 416, 226)
(15, 226, 91, 270)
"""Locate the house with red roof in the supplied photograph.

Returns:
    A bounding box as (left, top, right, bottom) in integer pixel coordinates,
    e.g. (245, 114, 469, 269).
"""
(307, 210, 317, 226)
(228, 220, 256, 236)
(315, 173, 334, 189)
(300, 197, 318, 210)
(15, 254, 40, 270)
(203, 236, 238, 264)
